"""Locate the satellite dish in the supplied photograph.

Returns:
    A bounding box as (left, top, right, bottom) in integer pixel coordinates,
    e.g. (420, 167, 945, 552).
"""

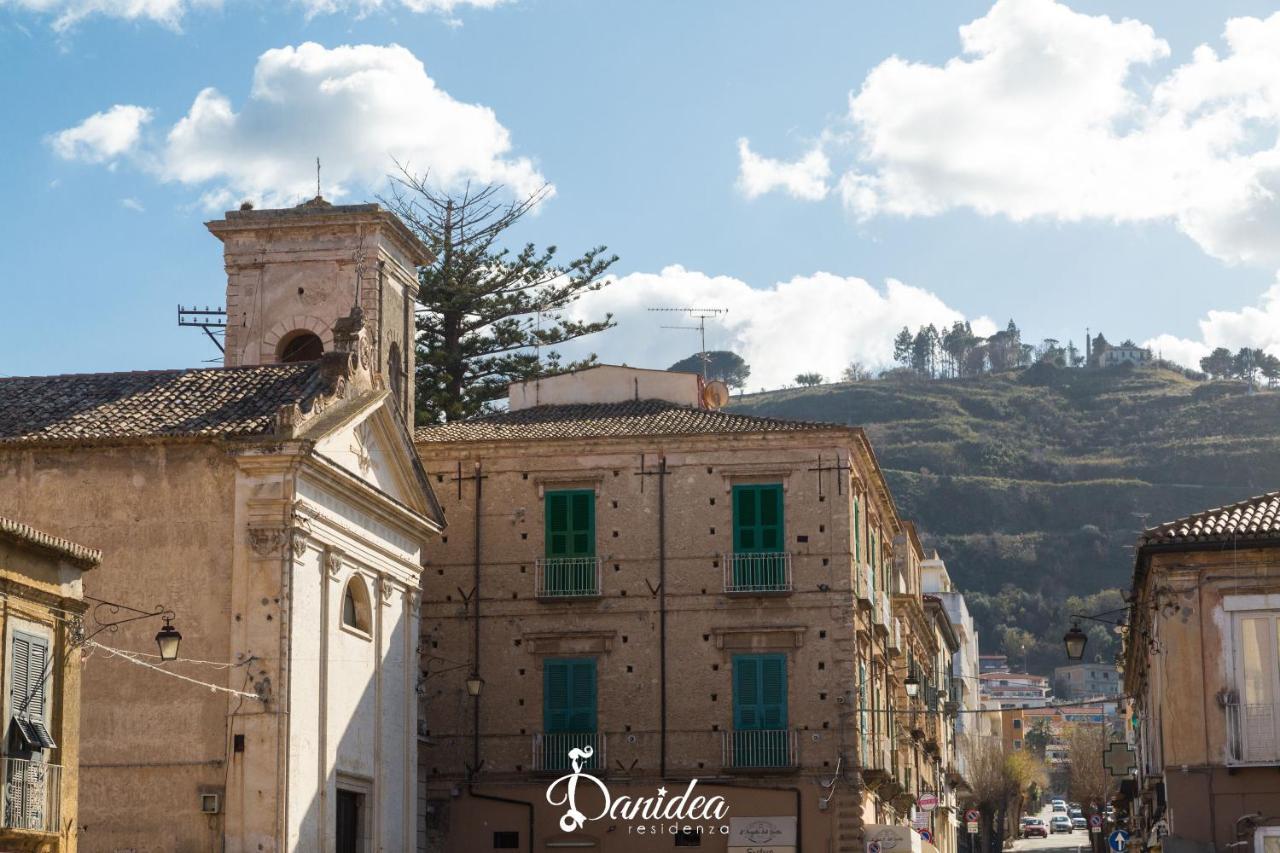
(702, 380, 731, 409)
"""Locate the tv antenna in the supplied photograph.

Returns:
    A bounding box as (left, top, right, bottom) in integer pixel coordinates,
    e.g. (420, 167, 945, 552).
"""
(647, 307, 727, 378)
(178, 305, 227, 354)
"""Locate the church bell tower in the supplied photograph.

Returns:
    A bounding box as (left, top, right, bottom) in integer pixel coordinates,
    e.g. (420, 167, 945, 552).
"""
(206, 196, 431, 425)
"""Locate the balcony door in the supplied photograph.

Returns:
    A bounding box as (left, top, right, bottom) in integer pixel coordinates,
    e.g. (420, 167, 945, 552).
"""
(543, 657, 597, 770)
(732, 653, 788, 767)
(731, 484, 785, 590)
(1234, 612, 1280, 762)
(544, 490, 596, 596)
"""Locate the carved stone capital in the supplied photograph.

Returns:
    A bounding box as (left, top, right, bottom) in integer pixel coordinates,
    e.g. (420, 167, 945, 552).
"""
(379, 577, 396, 606)
(324, 548, 344, 580)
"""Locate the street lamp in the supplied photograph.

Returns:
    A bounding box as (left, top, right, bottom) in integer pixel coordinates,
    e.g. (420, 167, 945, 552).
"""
(904, 671, 921, 699)
(466, 673, 485, 697)
(1063, 623, 1088, 661)
(155, 618, 182, 662)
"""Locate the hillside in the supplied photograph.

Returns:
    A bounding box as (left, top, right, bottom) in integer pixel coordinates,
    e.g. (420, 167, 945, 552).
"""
(727, 364, 1280, 672)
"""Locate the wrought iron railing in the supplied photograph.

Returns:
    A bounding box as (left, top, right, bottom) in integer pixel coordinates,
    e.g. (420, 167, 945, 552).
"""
(723, 553, 793, 594)
(535, 557, 602, 598)
(1, 758, 60, 833)
(1226, 702, 1280, 765)
(533, 732, 605, 772)
(721, 729, 797, 769)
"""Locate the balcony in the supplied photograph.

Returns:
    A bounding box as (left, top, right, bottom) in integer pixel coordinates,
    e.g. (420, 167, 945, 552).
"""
(532, 732, 606, 773)
(859, 735, 895, 787)
(856, 564, 874, 608)
(872, 590, 891, 633)
(723, 553, 793, 594)
(1227, 702, 1280, 765)
(888, 618, 903, 656)
(535, 557, 602, 599)
(0, 758, 60, 833)
(722, 729, 797, 770)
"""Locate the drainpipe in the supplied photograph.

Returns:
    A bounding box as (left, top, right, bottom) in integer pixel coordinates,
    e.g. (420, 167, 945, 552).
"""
(659, 454, 668, 778)
(472, 459, 483, 774)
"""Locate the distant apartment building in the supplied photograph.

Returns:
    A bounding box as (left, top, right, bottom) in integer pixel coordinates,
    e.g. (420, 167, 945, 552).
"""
(921, 553, 979, 775)
(1054, 662, 1122, 699)
(978, 655, 1008, 674)
(980, 672, 1051, 708)
(1126, 492, 1280, 852)
(415, 365, 957, 853)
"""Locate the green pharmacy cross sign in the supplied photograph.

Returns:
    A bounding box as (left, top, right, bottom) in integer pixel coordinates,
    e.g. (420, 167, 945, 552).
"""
(1103, 741, 1137, 777)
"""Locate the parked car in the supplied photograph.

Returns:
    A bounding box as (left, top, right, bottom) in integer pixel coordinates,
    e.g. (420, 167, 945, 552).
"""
(1051, 816, 1074, 834)
(1023, 818, 1049, 839)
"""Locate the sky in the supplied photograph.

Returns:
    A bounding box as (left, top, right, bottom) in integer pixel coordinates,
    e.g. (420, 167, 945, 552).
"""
(4, 0, 1280, 389)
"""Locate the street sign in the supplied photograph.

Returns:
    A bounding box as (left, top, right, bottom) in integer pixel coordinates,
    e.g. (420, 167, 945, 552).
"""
(1104, 742, 1138, 777)
(868, 842, 881, 853)
(1091, 815, 1104, 828)
(1109, 830, 1131, 851)
(918, 793, 939, 811)
(965, 809, 980, 822)
(919, 830, 934, 844)
(966, 823, 979, 835)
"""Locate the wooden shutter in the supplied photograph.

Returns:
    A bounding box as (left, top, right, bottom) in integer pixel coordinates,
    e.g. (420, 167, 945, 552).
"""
(10, 632, 48, 720)
(733, 654, 760, 730)
(733, 653, 787, 731)
(760, 654, 787, 729)
(733, 484, 784, 554)
(544, 658, 596, 733)
(545, 490, 595, 558)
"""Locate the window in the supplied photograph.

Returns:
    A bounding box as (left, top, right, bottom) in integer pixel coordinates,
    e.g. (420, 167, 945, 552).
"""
(336, 789, 364, 853)
(730, 484, 786, 591)
(1013, 719, 1022, 730)
(7, 631, 54, 754)
(542, 490, 597, 596)
(278, 330, 324, 362)
(1231, 610, 1280, 763)
(542, 658, 597, 770)
(493, 831, 520, 849)
(342, 577, 372, 634)
(731, 653, 789, 767)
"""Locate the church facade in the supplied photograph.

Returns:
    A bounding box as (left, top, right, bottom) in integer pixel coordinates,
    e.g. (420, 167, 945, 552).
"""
(0, 199, 443, 851)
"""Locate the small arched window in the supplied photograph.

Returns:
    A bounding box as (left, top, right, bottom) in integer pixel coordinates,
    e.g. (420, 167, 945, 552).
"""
(278, 330, 324, 363)
(388, 342, 403, 407)
(342, 576, 372, 634)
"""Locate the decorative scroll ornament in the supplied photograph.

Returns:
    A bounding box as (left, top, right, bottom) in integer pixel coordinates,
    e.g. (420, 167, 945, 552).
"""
(247, 526, 288, 557)
(380, 577, 396, 606)
(324, 549, 344, 579)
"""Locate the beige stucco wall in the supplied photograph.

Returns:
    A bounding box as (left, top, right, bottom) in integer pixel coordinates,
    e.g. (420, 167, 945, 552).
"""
(414, 427, 943, 851)
(507, 366, 702, 410)
(0, 442, 237, 851)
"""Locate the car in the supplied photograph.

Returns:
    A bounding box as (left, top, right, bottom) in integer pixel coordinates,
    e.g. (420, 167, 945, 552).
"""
(1051, 799, 1067, 808)
(1051, 816, 1073, 834)
(1052, 803, 1068, 813)
(1023, 818, 1049, 839)
(1072, 817, 1087, 829)
(1070, 808, 1083, 818)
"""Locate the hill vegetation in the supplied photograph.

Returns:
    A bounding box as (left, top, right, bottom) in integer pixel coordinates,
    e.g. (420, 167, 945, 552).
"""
(728, 363, 1280, 674)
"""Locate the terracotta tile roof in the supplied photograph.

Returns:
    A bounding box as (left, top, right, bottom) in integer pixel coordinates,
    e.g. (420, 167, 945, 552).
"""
(414, 399, 837, 443)
(0, 363, 325, 444)
(1141, 491, 1280, 546)
(0, 516, 100, 567)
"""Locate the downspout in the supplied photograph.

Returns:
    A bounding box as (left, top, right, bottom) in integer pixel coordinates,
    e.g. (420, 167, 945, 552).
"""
(468, 786, 533, 853)
(376, 260, 384, 376)
(659, 454, 668, 778)
(472, 459, 483, 774)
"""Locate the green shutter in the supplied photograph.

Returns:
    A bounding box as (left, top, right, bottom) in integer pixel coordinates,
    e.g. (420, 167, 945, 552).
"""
(733, 484, 783, 553)
(854, 498, 861, 563)
(732, 653, 787, 730)
(733, 655, 760, 730)
(543, 658, 596, 733)
(545, 490, 595, 558)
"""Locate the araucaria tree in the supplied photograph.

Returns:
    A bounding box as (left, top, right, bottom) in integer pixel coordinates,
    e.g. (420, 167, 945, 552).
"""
(384, 172, 619, 423)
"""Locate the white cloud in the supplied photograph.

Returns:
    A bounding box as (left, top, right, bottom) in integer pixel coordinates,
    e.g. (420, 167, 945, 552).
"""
(1144, 282, 1280, 368)
(48, 104, 152, 164)
(3, 0, 499, 30)
(58, 42, 549, 209)
(558, 265, 994, 389)
(736, 138, 830, 201)
(119, 196, 145, 212)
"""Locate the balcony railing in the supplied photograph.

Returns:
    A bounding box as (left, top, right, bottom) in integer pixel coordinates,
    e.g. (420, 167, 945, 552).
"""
(722, 729, 797, 770)
(1227, 702, 1280, 765)
(723, 553, 793, 594)
(535, 557, 602, 599)
(856, 564, 874, 607)
(533, 732, 605, 773)
(1, 758, 60, 833)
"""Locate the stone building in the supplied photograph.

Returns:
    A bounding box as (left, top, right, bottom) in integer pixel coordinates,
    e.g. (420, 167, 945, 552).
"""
(1052, 662, 1121, 700)
(1124, 491, 1280, 853)
(0, 199, 443, 851)
(0, 517, 95, 852)
(414, 365, 944, 853)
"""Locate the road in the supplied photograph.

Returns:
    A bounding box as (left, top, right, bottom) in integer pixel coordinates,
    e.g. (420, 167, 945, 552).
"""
(1011, 805, 1097, 853)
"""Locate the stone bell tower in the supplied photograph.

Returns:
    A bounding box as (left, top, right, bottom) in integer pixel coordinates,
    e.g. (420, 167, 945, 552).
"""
(206, 196, 432, 425)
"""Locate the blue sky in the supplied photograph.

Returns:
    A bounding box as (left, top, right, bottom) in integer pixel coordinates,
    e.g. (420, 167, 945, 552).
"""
(4, 0, 1280, 386)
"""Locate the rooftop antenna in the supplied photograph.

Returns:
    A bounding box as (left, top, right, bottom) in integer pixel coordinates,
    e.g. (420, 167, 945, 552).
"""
(316, 156, 322, 198)
(647, 307, 727, 378)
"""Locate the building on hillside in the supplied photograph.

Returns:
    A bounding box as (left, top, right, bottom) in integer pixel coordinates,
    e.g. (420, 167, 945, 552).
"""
(1098, 344, 1151, 368)
(1053, 662, 1122, 699)
(1000, 708, 1025, 754)
(414, 365, 948, 853)
(0, 199, 444, 851)
(1125, 492, 1280, 853)
(0, 517, 95, 850)
(979, 672, 1051, 708)
(978, 655, 1008, 674)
